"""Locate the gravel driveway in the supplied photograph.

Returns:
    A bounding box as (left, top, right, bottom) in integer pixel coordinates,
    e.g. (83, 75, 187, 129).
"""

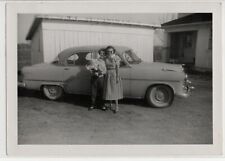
(18, 75, 212, 144)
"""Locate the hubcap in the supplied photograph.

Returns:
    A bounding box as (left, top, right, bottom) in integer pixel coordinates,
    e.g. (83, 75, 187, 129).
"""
(155, 90, 165, 101)
(148, 85, 173, 107)
(153, 87, 169, 103)
(43, 85, 62, 100)
(48, 87, 57, 96)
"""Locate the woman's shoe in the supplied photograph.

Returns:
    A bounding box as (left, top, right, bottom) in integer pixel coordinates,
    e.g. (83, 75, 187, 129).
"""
(101, 106, 107, 111)
(113, 107, 119, 114)
(88, 106, 94, 111)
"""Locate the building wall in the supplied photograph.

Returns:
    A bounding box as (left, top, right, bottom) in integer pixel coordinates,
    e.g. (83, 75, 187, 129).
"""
(18, 44, 31, 70)
(30, 25, 44, 64)
(164, 23, 212, 70)
(195, 27, 212, 71)
(41, 20, 154, 63)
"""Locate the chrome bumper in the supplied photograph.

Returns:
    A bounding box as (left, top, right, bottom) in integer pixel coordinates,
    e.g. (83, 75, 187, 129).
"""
(18, 82, 26, 88)
(178, 79, 195, 98)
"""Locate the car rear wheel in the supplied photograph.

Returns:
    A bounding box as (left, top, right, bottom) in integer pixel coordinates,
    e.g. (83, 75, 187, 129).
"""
(146, 85, 174, 108)
(42, 85, 63, 100)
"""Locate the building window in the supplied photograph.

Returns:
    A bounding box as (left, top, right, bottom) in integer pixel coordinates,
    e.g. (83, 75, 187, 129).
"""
(208, 28, 212, 49)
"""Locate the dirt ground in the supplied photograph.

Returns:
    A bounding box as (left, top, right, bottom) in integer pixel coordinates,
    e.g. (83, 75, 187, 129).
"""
(18, 75, 212, 144)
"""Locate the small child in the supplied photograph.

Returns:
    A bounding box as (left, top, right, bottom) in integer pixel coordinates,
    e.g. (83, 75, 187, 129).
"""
(86, 50, 106, 110)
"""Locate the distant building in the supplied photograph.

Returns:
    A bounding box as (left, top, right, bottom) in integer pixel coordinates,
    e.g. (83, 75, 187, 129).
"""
(17, 44, 31, 70)
(162, 13, 212, 71)
(26, 16, 159, 65)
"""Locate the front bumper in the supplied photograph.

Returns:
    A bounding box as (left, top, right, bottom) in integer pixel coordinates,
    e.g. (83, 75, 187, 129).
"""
(178, 79, 195, 98)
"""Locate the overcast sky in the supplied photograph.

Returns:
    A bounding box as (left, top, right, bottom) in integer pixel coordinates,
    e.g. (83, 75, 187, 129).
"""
(18, 13, 178, 44)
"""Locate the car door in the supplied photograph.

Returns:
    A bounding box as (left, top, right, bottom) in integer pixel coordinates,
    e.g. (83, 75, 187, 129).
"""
(119, 62, 131, 98)
(63, 52, 91, 95)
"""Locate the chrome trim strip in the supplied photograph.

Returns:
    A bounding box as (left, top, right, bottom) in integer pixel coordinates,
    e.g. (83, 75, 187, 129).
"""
(121, 78, 180, 82)
(26, 78, 180, 83)
(25, 79, 64, 83)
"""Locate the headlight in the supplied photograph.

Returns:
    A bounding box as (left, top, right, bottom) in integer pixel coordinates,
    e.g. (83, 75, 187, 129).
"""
(183, 74, 193, 89)
(183, 74, 189, 86)
(181, 64, 185, 72)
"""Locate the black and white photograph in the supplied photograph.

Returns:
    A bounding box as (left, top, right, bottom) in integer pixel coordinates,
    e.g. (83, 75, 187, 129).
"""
(2, 0, 224, 157)
(17, 12, 212, 144)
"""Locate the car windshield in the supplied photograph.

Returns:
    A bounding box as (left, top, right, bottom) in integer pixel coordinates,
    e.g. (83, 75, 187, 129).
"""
(122, 50, 142, 64)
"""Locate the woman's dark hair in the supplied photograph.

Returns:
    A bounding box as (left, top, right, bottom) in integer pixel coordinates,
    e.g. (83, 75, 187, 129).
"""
(106, 46, 116, 53)
(98, 48, 105, 54)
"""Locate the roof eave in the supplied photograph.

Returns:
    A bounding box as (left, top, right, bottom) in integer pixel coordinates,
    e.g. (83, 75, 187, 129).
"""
(162, 21, 212, 29)
(26, 16, 160, 40)
(26, 17, 42, 40)
(37, 15, 161, 29)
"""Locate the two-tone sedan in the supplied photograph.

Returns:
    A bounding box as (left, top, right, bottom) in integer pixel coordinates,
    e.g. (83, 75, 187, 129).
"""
(18, 46, 194, 108)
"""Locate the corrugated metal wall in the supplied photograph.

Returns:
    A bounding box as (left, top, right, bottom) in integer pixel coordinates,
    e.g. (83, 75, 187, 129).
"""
(41, 20, 154, 63)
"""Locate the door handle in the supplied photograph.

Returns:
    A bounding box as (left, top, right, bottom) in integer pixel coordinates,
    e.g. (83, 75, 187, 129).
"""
(64, 68, 70, 70)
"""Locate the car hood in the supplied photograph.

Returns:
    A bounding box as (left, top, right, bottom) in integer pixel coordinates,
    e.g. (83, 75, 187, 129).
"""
(23, 63, 54, 71)
(31, 63, 52, 68)
(133, 62, 183, 72)
(128, 62, 185, 81)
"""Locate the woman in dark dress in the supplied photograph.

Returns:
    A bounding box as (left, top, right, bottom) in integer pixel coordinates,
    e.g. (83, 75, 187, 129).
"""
(103, 46, 123, 113)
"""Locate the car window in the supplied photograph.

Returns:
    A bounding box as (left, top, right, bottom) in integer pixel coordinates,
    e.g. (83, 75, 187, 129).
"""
(86, 52, 98, 60)
(67, 52, 95, 66)
(123, 50, 142, 64)
(124, 52, 133, 63)
(75, 52, 92, 66)
(67, 54, 79, 65)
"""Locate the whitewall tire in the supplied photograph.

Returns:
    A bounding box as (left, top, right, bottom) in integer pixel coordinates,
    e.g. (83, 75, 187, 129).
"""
(42, 85, 63, 100)
(146, 85, 174, 108)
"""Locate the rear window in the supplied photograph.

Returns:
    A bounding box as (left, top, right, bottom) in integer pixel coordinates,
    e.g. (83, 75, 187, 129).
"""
(66, 52, 98, 66)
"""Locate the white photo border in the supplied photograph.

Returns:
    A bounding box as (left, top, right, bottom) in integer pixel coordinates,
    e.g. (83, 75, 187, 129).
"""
(0, 1, 6, 157)
(5, 0, 223, 157)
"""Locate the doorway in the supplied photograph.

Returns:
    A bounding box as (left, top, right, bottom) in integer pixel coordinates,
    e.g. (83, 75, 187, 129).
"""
(170, 31, 197, 65)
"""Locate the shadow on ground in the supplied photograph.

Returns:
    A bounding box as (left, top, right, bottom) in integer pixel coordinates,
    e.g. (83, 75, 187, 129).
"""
(18, 87, 148, 109)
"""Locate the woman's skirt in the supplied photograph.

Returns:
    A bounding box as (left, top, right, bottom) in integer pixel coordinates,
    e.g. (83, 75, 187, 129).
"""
(103, 69, 123, 100)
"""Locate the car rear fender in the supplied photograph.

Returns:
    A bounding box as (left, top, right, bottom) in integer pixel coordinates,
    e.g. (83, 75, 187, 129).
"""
(40, 82, 65, 91)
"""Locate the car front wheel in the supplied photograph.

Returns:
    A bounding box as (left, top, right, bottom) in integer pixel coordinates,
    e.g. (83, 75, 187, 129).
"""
(42, 85, 63, 100)
(146, 85, 174, 108)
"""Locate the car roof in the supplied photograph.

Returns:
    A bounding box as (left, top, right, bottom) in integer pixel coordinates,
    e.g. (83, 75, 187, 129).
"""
(58, 45, 131, 62)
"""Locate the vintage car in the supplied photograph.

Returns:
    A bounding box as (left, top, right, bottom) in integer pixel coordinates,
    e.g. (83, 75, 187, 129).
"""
(18, 46, 194, 108)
